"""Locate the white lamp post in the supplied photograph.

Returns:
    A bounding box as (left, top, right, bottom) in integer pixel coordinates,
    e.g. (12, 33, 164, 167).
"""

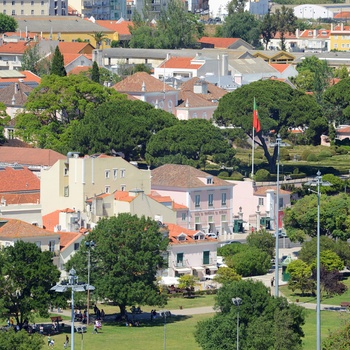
(232, 297, 242, 350)
(274, 134, 281, 297)
(51, 268, 95, 350)
(305, 171, 331, 350)
(159, 310, 170, 350)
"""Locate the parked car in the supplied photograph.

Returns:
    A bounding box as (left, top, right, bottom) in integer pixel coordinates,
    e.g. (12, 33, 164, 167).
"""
(274, 230, 287, 238)
(206, 232, 218, 239)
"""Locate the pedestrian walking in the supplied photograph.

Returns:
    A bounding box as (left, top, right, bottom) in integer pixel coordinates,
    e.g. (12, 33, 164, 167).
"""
(63, 335, 69, 349)
(271, 276, 275, 287)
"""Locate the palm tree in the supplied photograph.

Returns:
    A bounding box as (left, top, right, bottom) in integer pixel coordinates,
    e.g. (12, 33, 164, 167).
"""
(90, 31, 108, 49)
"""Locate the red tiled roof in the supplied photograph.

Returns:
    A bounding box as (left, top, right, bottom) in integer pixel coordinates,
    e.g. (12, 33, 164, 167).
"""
(59, 231, 83, 251)
(63, 53, 92, 66)
(58, 42, 94, 54)
(0, 193, 40, 205)
(334, 12, 350, 19)
(166, 223, 216, 244)
(0, 70, 41, 84)
(337, 126, 350, 134)
(254, 186, 291, 196)
(0, 81, 33, 106)
(270, 63, 290, 73)
(0, 41, 31, 54)
(0, 167, 40, 193)
(4, 31, 36, 39)
(0, 218, 58, 238)
(158, 56, 202, 70)
(95, 20, 133, 35)
(42, 208, 75, 231)
(114, 191, 135, 202)
(332, 25, 350, 31)
(198, 36, 239, 48)
(113, 72, 176, 93)
(152, 164, 232, 188)
(178, 90, 216, 108)
(0, 147, 65, 167)
(68, 66, 91, 75)
(272, 31, 297, 39)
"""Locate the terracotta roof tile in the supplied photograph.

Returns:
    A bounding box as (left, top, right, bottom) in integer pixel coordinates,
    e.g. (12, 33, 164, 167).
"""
(114, 191, 135, 202)
(58, 42, 94, 54)
(113, 72, 176, 93)
(178, 90, 216, 108)
(0, 167, 40, 193)
(0, 81, 33, 106)
(59, 231, 83, 251)
(0, 218, 58, 238)
(198, 36, 239, 48)
(180, 77, 227, 101)
(0, 70, 41, 84)
(95, 20, 133, 35)
(166, 223, 216, 245)
(42, 208, 76, 231)
(151, 164, 233, 188)
(0, 147, 65, 167)
(0, 193, 40, 205)
(158, 56, 202, 70)
(269, 63, 290, 73)
(63, 53, 92, 66)
(334, 12, 350, 19)
(337, 126, 350, 133)
(68, 66, 91, 75)
(0, 41, 30, 54)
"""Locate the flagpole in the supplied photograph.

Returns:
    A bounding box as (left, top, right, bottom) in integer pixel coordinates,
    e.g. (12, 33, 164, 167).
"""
(251, 126, 255, 179)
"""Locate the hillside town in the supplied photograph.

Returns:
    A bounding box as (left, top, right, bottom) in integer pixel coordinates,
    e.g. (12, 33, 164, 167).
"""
(1, 0, 350, 349)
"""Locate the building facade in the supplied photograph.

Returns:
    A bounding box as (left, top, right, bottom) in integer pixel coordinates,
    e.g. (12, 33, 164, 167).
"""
(2, 0, 67, 16)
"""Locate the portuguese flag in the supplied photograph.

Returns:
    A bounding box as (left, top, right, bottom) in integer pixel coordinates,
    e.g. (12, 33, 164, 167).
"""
(253, 98, 261, 133)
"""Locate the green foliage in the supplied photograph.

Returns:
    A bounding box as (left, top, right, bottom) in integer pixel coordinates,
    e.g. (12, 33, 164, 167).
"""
(178, 275, 198, 294)
(50, 46, 66, 77)
(0, 241, 60, 326)
(145, 119, 236, 167)
(323, 320, 350, 349)
(229, 246, 271, 277)
(0, 102, 10, 144)
(318, 150, 332, 159)
(218, 171, 229, 178)
(66, 214, 168, 315)
(255, 168, 270, 181)
(319, 250, 344, 271)
(301, 149, 311, 160)
(218, 242, 245, 258)
(246, 230, 275, 258)
(195, 280, 305, 350)
(287, 259, 314, 296)
(273, 6, 298, 51)
(214, 79, 325, 172)
(333, 65, 349, 79)
(230, 171, 244, 181)
(129, 0, 203, 49)
(280, 147, 290, 160)
(21, 43, 51, 76)
(221, 11, 261, 47)
(214, 267, 241, 284)
(70, 99, 177, 159)
(0, 13, 17, 33)
(0, 329, 44, 350)
(306, 153, 318, 162)
(91, 61, 100, 83)
(284, 193, 350, 242)
(90, 31, 108, 49)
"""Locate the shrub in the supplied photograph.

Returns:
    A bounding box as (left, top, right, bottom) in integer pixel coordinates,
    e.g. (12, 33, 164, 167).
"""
(318, 150, 332, 159)
(293, 167, 299, 174)
(255, 169, 270, 181)
(218, 171, 229, 178)
(307, 153, 318, 162)
(230, 171, 244, 181)
(280, 148, 290, 161)
(301, 149, 311, 160)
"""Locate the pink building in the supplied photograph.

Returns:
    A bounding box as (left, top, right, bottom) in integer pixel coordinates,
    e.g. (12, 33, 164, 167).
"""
(151, 164, 234, 241)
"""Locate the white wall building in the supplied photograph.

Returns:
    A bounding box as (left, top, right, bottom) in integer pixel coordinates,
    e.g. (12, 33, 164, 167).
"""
(294, 5, 334, 19)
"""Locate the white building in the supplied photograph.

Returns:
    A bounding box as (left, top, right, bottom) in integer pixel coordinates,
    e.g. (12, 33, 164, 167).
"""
(294, 5, 333, 20)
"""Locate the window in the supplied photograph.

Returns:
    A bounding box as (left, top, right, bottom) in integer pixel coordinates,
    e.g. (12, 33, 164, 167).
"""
(207, 177, 213, 184)
(74, 243, 80, 250)
(221, 214, 227, 222)
(221, 193, 226, 205)
(35, 241, 41, 248)
(31, 0, 34, 4)
(64, 168, 68, 176)
(31, 9, 34, 14)
(105, 169, 110, 178)
(258, 198, 264, 206)
(41, 9, 44, 14)
(21, 9, 24, 14)
(3, 10, 5, 13)
(3, 0, 6, 4)
(279, 197, 284, 209)
(12, 10, 15, 14)
(195, 195, 200, 207)
(208, 194, 213, 207)
(176, 253, 184, 266)
(120, 169, 125, 178)
(41, 0, 43, 3)
(21, 0, 23, 4)
(208, 215, 213, 223)
(12, 0, 15, 4)
(64, 186, 69, 197)
(113, 168, 118, 179)
(334, 35, 338, 40)
(203, 251, 210, 265)
(334, 44, 338, 49)
(49, 240, 55, 252)
(105, 186, 110, 193)
(121, 185, 126, 191)
(181, 212, 186, 221)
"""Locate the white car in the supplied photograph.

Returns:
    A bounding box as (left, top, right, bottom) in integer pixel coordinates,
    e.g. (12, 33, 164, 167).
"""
(206, 233, 218, 239)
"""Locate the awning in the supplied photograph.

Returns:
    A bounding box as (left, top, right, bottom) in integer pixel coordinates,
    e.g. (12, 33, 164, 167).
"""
(174, 267, 192, 274)
(192, 266, 205, 271)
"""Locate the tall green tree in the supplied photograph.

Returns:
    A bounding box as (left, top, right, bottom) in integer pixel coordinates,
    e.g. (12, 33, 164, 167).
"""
(90, 31, 108, 49)
(273, 5, 297, 51)
(91, 61, 100, 83)
(287, 259, 314, 296)
(145, 119, 236, 167)
(0, 102, 10, 145)
(0, 13, 17, 33)
(261, 10, 276, 50)
(21, 43, 51, 76)
(195, 280, 305, 350)
(0, 329, 44, 350)
(0, 241, 60, 327)
(227, 0, 246, 14)
(214, 80, 325, 172)
(221, 11, 261, 47)
(66, 214, 168, 316)
(246, 230, 275, 258)
(50, 46, 66, 77)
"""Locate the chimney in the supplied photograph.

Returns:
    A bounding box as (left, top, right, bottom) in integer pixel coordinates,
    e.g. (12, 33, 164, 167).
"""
(222, 54, 228, 76)
(341, 23, 344, 31)
(14, 83, 19, 94)
(313, 29, 317, 38)
(234, 74, 242, 85)
(141, 81, 146, 92)
(295, 29, 300, 38)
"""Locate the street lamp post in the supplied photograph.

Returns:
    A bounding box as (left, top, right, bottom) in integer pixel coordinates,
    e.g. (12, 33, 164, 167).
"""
(232, 297, 242, 350)
(305, 171, 331, 350)
(159, 310, 170, 350)
(51, 268, 95, 350)
(274, 134, 281, 297)
(85, 241, 95, 325)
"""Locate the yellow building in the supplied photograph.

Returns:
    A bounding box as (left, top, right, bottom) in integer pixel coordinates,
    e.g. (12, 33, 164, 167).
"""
(330, 23, 350, 51)
(14, 16, 116, 48)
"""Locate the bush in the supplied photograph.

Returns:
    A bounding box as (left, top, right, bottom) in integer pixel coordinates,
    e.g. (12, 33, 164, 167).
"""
(293, 167, 299, 174)
(255, 169, 270, 181)
(334, 146, 349, 155)
(280, 148, 290, 161)
(318, 150, 332, 159)
(218, 171, 229, 178)
(307, 153, 318, 162)
(230, 171, 244, 181)
(301, 149, 311, 160)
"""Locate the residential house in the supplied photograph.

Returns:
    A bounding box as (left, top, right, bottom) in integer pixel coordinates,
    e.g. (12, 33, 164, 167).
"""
(0, 81, 33, 119)
(336, 125, 350, 141)
(58, 42, 95, 55)
(252, 50, 295, 64)
(0, 166, 42, 225)
(64, 54, 93, 73)
(269, 64, 298, 79)
(40, 153, 152, 216)
(3, 0, 66, 16)
(330, 23, 350, 51)
(0, 218, 61, 266)
(112, 71, 179, 115)
(198, 37, 254, 50)
(15, 16, 115, 48)
(78, 0, 127, 20)
(151, 164, 234, 241)
(0, 70, 41, 89)
(0, 41, 31, 70)
(176, 77, 227, 120)
(164, 223, 218, 279)
(229, 180, 291, 231)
